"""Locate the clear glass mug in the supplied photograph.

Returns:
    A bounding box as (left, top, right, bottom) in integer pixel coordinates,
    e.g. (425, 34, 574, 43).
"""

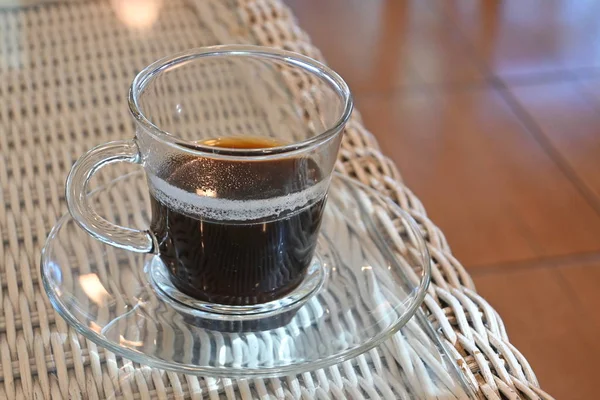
(66, 45, 353, 307)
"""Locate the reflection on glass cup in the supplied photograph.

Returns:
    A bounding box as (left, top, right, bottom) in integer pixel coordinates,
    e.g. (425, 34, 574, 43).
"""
(66, 45, 352, 306)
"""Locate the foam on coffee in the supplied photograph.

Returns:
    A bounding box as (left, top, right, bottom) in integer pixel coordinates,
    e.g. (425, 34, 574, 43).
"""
(148, 173, 328, 221)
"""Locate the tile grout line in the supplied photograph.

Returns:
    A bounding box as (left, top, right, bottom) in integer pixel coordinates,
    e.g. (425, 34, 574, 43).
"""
(495, 85, 600, 216)
(353, 79, 495, 99)
(356, 69, 600, 99)
(468, 250, 600, 276)
(354, 71, 597, 100)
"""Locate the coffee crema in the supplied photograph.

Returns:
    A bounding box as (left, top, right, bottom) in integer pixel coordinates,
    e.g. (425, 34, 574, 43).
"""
(149, 136, 326, 305)
(198, 136, 286, 149)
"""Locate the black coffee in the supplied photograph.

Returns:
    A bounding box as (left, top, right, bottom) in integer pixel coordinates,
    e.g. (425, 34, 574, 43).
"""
(149, 136, 326, 305)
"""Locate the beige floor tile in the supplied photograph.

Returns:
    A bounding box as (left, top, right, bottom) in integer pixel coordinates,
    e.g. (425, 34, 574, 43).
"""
(447, 0, 600, 77)
(507, 80, 600, 204)
(555, 259, 600, 346)
(285, 0, 485, 93)
(474, 265, 600, 400)
(358, 89, 600, 267)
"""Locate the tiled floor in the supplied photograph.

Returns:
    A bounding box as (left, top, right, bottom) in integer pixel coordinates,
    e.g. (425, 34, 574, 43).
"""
(286, 1, 600, 398)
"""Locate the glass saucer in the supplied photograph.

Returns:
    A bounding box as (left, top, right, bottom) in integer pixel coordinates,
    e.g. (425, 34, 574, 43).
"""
(41, 171, 431, 377)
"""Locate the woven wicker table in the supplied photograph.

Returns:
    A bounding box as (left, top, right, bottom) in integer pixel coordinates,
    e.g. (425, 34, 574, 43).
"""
(0, 0, 554, 398)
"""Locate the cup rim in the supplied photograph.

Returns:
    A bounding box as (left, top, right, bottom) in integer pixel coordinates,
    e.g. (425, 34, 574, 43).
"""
(128, 45, 353, 158)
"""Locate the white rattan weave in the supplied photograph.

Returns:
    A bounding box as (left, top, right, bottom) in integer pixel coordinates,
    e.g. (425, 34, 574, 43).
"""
(0, 0, 554, 398)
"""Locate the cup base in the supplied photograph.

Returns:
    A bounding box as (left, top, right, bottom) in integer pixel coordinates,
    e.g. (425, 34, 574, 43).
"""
(148, 253, 327, 322)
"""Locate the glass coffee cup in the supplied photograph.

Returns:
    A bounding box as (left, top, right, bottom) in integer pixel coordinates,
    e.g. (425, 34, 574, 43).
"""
(66, 45, 353, 308)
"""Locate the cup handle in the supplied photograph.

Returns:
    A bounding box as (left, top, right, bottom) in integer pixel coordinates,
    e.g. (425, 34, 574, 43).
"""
(66, 139, 155, 253)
